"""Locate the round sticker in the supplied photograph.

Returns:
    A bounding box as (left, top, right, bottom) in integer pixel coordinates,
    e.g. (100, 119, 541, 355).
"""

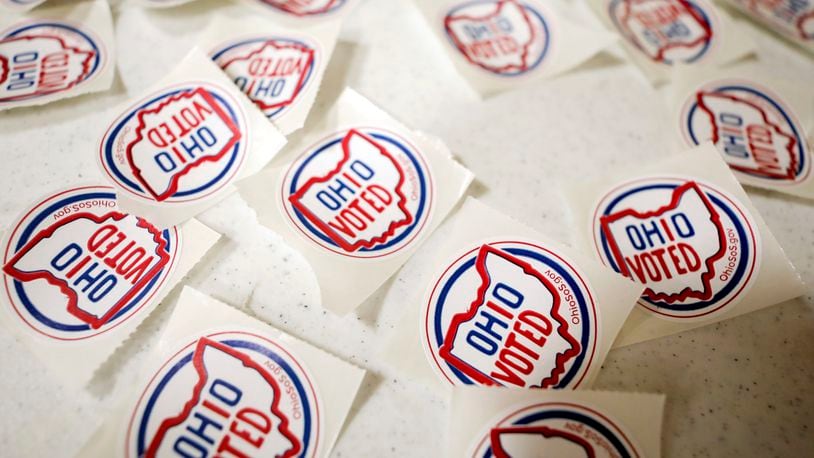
(255, 0, 348, 16)
(422, 240, 598, 389)
(0, 20, 107, 103)
(592, 177, 760, 320)
(730, 0, 814, 41)
(1, 0, 46, 10)
(99, 82, 248, 204)
(443, 0, 552, 76)
(211, 36, 319, 121)
(1, 186, 180, 340)
(281, 127, 434, 259)
(681, 79, 811, 185)
(126, 331, 322, 458)
(470, 402, 642, 458)
(607, 0, 717, 65)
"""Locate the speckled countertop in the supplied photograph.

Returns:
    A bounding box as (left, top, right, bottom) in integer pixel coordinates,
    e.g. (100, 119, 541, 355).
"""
(1, 1, 813, 457)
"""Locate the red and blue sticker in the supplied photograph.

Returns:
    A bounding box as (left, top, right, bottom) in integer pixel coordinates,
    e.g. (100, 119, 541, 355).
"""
(254, 0, 348, 16)
(443, 0, 551, 76)
(0, 20, 106, 103)
(734, 0, 814, 41)
(471, 402, 641, 457)
(608, 0, 716, 65)
(1, 186, 180, 340)
(281, 128, 434, 258)
(1, 0, 46, 9)
(593, 177, 760, 320)
(422, 240, 598, 389)
(681, 80, 811, 184)
(125, 331, 321, 458)
(211, 36, 318, 121)
(99, 83, 248, 204)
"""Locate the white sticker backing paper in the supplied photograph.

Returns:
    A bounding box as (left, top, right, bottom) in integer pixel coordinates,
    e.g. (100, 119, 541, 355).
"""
(79, 286, 365, 458)
(665, 65, 814, 199)
(565, 143, 806, 347)
(449, 387, 665, 458)
(587, 0, 755, 84)
(0, 185, 220, 387)
(0, 0, 115, 111)
(239, 88, 474, 315)
(413, 0, 619, 97)
(383, 198, 643, 391)
(96, 47, 288, 229)
(199, 12, 341, 135)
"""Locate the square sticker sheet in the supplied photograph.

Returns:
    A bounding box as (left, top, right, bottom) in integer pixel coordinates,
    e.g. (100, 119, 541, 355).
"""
(565, 143, 806, 347)
(199, 12, 341, 135)
(0, 0, 115, 111)
(239, 88, 473, 315)
(413, 0, 618, 97)
(449, 387, 665, 457)
(79, 287, 365, 458)
(664, 64, 814, 199)
(587, 0, 755, 84)
(384, 198, 643, 391)
(96, 48, 288, 229)
(718, 0, 814, 54)
(0, 185, 220, 388)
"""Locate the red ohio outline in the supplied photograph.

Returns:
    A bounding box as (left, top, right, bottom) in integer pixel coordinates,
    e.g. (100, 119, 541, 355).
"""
(2, 211, 170, 330)
(438, 244, 581, 388)
(0, 34, 96, 102)
(288, 128, 413, 253)
(618, 0, 712, 63)
(471, 401, 641, 458)
(444, 0, 538, 74)
(490, 425, 597, 458)
(145, 337, 302, 458)
(261, 0, 341, 16)
(696, 90, 799, 180)
(219, 40, 315, 112)
(599, 181, 727, 304)
(125, 87, 243, 202)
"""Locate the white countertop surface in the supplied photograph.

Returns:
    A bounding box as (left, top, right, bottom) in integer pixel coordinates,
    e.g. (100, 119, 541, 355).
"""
(1, 0, 813, 456)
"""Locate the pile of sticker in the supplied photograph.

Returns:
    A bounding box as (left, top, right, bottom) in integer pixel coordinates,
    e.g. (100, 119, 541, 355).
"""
(0, 0, 811, 456)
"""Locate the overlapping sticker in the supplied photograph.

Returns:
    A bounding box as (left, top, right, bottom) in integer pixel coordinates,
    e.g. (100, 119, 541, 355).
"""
(0, 0, 114, 111)
(566, 143, 805, 346)
(97, 48, 287, 229)
(588, 0, 754, 84)
(719, 0, 814, 54)
(414, 0, 618, 96)
(383, 198, 642, 390)
(0, 185, 219, 387)
(666, 66, 814, 199)
(449, 388, 665, 457)
(201, 14, 340, 135)
(131, 0, 201, 8)
(237, 0, 362, 23)
(79, 287, 365, 458)
(240, 88, 473, 315)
